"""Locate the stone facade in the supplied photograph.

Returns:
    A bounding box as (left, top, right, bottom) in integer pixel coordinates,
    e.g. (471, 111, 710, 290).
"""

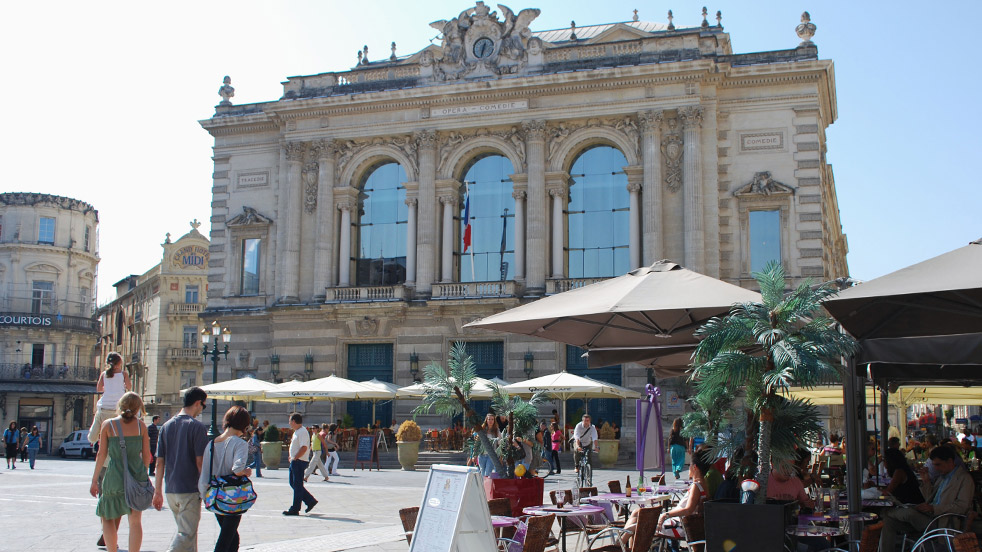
(199, 5, 848, 433)
(0, 193, 100, 452)
(96, 222, 210, 419)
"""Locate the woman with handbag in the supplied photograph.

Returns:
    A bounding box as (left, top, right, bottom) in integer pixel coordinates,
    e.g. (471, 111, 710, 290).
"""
(89, 392, 151, 552)
(199, 406, 253, 552)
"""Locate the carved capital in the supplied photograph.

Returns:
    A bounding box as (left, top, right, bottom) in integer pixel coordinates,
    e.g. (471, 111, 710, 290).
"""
(414, 129, 437, 150)
(285, 141, 306, 161)
(511, 189, 527, 200)
(638, 110, 664, 133)
(404, 197, 418, 207)
(679, 106, 704, 129)
(336, 198, 357, 212)
(548, 187, 567, 200)
(522, 120, 546, 141)
(312, 139, 338, 160)
(627, 181, 642, 193)
(439, 194, 458, 206)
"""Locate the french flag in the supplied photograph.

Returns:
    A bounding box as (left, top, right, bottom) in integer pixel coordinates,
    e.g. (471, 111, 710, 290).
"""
(462, 191, 472, 253)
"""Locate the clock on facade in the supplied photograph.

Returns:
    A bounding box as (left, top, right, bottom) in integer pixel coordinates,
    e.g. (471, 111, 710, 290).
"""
(473, 37, 494, 59)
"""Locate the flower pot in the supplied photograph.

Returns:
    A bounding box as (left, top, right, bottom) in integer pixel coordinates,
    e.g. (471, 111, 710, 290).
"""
(260, 441, 283, 470)
(397, 440, 419, 471)
(595, 439, 620, 468)
(483, 476, 545, 517)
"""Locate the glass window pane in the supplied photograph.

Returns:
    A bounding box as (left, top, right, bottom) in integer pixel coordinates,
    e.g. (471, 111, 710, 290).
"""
(38, 217, 55, 244)
(567, 146, 630, 278)
(460, 155, 516, 282)
(356, 162, 407, 285)
(241, 238, 261, 295)
(749, 210, 781, 273)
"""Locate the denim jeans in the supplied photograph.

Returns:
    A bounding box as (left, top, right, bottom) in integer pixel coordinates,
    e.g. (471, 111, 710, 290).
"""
(27, 448, 38, 468)
(478, 454, 494, 476)
(288, 459, 316, 513)
(249, 452, 262, 477)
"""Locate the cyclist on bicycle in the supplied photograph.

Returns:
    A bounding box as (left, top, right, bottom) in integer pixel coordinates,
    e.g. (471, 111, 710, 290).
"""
(572, 414, 598, 474)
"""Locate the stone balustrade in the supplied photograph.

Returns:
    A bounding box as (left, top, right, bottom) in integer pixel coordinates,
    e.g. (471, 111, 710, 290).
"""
(546, 277, 609, 295)
(168, 302, 203, 315)
(431, 281, 518, 299)
(325, 285, 406, 303)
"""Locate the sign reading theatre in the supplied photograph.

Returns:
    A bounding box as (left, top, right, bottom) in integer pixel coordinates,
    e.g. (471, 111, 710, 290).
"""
(172, 245, 209, 269)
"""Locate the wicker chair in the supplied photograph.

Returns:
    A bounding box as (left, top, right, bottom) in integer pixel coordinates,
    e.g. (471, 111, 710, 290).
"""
(549, 489, 573, 505)
(587, 505, 661, 552)
(580, 487, 599, 497)
(497, 514, 557, 552)
(680, 514, 705, 552)
(650, 474, 666, 486)
(608, 480, 623, 494)
(488, 497, 513, 517)
(399, 506, 419, 544)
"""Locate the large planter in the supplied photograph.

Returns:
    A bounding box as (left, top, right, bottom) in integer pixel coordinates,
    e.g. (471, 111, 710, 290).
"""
(704, 500, 792, 552)
(260, 441, 283, 470)
(397, 440, 419, 471)
(483, 476, 545, 517)
(595, 439, 620, 468)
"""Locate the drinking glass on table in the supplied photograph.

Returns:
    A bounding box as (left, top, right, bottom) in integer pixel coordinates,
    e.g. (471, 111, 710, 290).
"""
(556, 491, 566, 508)
(572, 487, 580, 506)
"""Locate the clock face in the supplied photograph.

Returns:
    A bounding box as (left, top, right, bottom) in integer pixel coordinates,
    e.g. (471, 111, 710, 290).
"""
(473, 37, 494, 59)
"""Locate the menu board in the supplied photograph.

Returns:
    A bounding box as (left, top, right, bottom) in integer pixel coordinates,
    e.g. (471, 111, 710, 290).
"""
(354, 434, 379, 470)
(409, 465, 495, 552)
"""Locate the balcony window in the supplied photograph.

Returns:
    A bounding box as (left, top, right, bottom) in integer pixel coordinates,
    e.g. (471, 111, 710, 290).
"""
(241, 238, 261, 295)
(31, 281, 54, 313)
(185, 285, 199, 304)
(354, 162, 407, 286)
(38, 217, 55, 245)
(183, 325, 198, 349)
(567, 146, 630, 278)
(458, 155, 515, 282)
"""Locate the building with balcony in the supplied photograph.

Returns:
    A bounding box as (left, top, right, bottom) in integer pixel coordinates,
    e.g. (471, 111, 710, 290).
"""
(0, 192, 101, 452)
(199, 5, 848, 433)
(96, 222, 209, 419)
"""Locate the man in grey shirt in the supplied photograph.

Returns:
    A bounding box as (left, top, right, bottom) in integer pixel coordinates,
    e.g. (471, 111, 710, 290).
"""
(152, 387, 209, 552)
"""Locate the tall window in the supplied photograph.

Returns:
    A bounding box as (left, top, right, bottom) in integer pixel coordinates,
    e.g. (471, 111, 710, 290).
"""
(185, 285, 199, 304)
(749, 210, 781, 273)
(567, 146, 630, 278)
(355, 162, 407, 286)
(180, 371, 197, 389)
(183, 326, 198, 349)
(79, 286, 90, 316)
(459, 155, 515, 282)
(84, 226, 91, 252)
(241, 238, 261, 295)
(38, 217, 55, 245)
(31, 281, 54, 313)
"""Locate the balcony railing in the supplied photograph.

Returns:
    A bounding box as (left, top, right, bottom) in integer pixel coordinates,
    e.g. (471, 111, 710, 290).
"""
(326, 285, 406, 303)
(0, 311, 99, 334)
(168, 348, 203, 361)
(0, 363, 98, 383)
(168, 303, 203, 316)
(432, 281, 518, 299)
(546, 278, 609, 294)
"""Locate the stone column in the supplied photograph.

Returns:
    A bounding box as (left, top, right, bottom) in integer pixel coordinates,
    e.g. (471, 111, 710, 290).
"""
(335, 190, 359, 287)
(680, 106, 705, 273)
(415, 130, 438, 296)
(623, 166, 644, 269)
(638, 110, 664, 264)
(280, 141, 305, 303)
(439, 194, 457, 282)
(404, 191, 418, 285)
(523, 121, 546, 293)
(313, 140, 337, 299)
(548, 186, 567, 279)
(509, 175, 528, 282)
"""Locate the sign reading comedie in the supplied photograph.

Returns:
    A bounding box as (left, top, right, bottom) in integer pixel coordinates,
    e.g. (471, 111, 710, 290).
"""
(739, 131, 785, 152)
(431, 100, 528, 118)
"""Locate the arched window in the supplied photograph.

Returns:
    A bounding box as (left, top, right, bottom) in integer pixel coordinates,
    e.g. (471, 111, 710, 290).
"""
(354, 162, 407, 286)
(459, 155, 515, 282)
(567, 146, 630, 278)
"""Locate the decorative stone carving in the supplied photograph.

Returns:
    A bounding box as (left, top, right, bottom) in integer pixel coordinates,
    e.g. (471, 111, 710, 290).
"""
(511, 189, 527, 200)
(218, 76, 235, 106)
(638, 110, 664, 133)
(313, 139, 338, 160)
(334, 140, 359, 178)
(414, 129, 438, 150)
(302, 162, 319, 213)
(428, 2, 540, 81)
(226, 206, 273, 227)
(678, 106, 704, 128)
(522, 120, 546, 141)
(734, 171, 795, 196)
(356, 317, 379, 335)
(405, 197, 418, 207)
(493, 126, 526, 169)
(439, 131, 465, 173)
(548, 122, 573, 159)
(390, 135, 419, 175)
(661, 117, 683, 192)
(627, 181, 642, 193)
(614, 115, 640, 158)
(796, 12, 816, 46)
(285, 142, 306, 161)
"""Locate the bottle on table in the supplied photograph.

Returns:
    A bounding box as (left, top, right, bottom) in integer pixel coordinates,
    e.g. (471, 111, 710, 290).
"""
(626, 475, 632, 497)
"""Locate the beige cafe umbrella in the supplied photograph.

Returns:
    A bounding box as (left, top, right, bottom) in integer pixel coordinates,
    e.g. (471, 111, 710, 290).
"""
(265, 374, 384, 422)
(465, 261, 761, 372)
(503, 371, 641, 430)
(396, 376, 512, 400)
(185, 376, 281, 401)
(357, 378, 401, 428)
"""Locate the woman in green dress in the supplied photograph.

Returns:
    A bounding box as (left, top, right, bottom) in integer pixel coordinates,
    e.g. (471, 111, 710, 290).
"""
(89, 392, 151, 552)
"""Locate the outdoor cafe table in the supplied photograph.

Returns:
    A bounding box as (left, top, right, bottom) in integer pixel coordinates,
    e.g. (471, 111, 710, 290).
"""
(523, 504, 606, 552)
(491, 515, 521, 528)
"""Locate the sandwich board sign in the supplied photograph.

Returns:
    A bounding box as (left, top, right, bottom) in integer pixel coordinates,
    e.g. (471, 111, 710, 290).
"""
(409, 464, 496, 552)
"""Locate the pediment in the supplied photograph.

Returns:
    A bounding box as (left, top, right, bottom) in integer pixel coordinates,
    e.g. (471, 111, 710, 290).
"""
(734, 171, 795, 197)
(586, 23, 650, 44)
(24, 262, 62, 275)
(227, 206, 272, 227)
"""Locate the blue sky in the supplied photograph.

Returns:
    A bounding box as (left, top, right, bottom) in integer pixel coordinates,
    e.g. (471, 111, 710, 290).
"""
(1, 1, 977, 301)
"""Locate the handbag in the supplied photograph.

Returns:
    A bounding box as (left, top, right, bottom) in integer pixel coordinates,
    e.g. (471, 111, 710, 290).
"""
(111, 419, 154, 511)
(203, 439, 257, 515)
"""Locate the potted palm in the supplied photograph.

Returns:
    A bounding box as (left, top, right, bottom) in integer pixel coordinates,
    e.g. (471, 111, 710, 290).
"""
(690, 262, 856, 548)
(595, 422, 619, 468)
(413, 341, 547, 516)
(396, 420, 422, 471)
(260, 424, 283, 470)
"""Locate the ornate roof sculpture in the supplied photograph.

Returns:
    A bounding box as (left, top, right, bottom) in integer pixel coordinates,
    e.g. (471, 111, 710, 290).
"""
(226, 206, 272, 227)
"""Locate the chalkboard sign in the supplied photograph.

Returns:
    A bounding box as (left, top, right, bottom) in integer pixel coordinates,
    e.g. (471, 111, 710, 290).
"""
(409, 465, 495, 552)
(354, 433, 379, 471)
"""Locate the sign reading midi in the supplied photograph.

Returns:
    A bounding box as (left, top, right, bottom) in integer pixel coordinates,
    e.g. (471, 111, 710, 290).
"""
(0, 314, 53, 327)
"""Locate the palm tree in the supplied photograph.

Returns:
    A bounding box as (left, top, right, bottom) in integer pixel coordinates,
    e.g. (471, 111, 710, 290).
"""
(690, 261, 857, 502)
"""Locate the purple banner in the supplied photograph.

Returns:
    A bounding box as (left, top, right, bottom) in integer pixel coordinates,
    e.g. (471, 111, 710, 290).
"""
(636, 384, 666, 477)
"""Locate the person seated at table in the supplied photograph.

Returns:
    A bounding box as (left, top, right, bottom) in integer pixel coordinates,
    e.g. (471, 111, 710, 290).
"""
(881, 448, 924, 505)
(820, 434, 843, 457)
(925, 439, 966, 483)
(696, 445, 723, 499)
(793, 448, 818, 489)
(652, 450, 712, 550)
(960, 437, 976, 460)
(714, 448, 746, 501)
(766, 463, 815, 509)
(879, 444, 974, 552)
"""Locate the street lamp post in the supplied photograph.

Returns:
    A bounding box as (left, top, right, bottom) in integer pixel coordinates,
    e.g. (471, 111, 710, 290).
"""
(201, 321, 231, 438)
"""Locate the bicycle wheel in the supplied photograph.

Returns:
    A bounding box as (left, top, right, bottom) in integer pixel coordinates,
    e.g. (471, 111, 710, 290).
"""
(581, 463, 592, 487)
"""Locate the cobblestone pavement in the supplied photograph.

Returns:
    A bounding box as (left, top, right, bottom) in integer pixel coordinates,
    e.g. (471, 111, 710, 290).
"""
(0, 456, 684, 551)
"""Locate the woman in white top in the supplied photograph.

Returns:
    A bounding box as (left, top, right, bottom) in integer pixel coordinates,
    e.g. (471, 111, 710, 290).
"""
(88, 353, 131, 445)
(199, 405, 252, 552)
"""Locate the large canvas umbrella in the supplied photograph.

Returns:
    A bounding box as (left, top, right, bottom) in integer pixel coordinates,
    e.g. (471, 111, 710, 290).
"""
(396, 376, 511, 399)
(357, 378, 400, 427)
(503, 371, 640, 429)
(464, 261, 761, 373)
(265, 375, 382, 421)
(185, 376, 280, 401)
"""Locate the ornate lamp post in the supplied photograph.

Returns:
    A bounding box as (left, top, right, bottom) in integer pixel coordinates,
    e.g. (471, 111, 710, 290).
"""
(201, 321, 231, 438)
(524, 351, 535, 379)
(409, 351, 420, 382)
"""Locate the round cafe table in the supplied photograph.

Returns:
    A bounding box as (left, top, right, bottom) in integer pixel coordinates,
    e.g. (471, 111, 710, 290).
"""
(798, 511, 878, 523)
(582, 492, 673, 506)
(523, 504, 605, 552)
(491, 515, 521, 528)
